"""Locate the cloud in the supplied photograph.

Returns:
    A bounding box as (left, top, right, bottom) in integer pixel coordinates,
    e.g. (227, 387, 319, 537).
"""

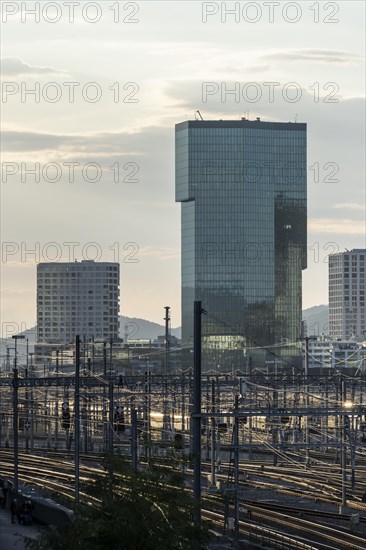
(0, 125, 176, 208)
(260, 49, 363, 64)
(139, 246, 180, 261)
(2, 130, 68, 152)
(246, 65, 272, 73)
(309, 218, 366, 234)
(333, 203, 365, 211)
(163, 78, 365, 113)
(1, 128, 151, 157)
(1, 57, 66, 76)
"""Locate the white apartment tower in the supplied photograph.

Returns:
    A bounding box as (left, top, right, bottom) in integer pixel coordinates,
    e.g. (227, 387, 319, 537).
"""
(329, 249, 366, 340)
(37, 260, 120, 344)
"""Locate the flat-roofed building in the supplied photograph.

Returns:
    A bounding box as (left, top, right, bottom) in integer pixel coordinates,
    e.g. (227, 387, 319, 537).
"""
(329, 249, 366, 340)
(37, 260, 120, 344)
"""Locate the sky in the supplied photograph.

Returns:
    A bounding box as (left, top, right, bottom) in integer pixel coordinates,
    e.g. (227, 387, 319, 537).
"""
(1, 0, 365, 335)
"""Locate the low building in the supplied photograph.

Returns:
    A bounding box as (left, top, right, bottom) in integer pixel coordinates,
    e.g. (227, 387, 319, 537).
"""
(302, 336, 366, 372)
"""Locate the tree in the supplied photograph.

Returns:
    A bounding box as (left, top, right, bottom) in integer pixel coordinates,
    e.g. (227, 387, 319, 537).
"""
(26, 455, 208, 550)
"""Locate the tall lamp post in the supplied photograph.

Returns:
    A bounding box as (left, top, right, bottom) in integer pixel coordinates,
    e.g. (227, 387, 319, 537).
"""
(12, 334, 25, 493)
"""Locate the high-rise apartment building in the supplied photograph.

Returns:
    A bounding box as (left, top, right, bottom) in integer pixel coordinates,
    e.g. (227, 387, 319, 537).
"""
(175, 118, 307, 370)
(329, 249, 366, 340)
(37, 260, 120, 344)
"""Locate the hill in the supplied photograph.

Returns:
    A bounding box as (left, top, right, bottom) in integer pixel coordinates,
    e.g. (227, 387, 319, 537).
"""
(1, 307, 329, 357)
(302, 304, 329, 336)
(119, 316, 181, 340)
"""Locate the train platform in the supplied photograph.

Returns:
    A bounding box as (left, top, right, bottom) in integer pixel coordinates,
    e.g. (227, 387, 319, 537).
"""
(0, 507, 39, 550)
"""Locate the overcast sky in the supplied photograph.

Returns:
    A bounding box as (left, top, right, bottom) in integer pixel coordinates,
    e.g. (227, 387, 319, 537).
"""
(1, 0, 365, 334)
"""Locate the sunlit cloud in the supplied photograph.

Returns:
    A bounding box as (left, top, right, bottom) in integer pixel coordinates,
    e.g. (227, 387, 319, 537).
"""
(139, 247, 180, 261)
(1, 57, 67, 76)
(333, 203, 365, 211)
(309, 218, 366, 234)
(261, 49, 363, 64)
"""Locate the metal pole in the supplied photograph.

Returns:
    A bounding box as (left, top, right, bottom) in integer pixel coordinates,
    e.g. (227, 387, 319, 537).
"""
(205, 381, 210, 460)
(272, 389, 278, 466)
(131, 407, 138, 471)
(108, 379, 114, 453)
(304, 337, 310, 465)
(350, 415, 355, 489)
(341, 413, 347, 509)
(92, 337, 95, 373)
(164, 306, 170, 378)
(82, 402, 88, 453)
(181, 373, 186, 464)
(335, 378, 339, 463)
(341, 379, 347, 510)
(12, 334, 24, 493)
(13, 360, 19, 493)
(148, 367, 151, 463)
(234, 395, 239, 540)
(234, 394, 240, 541)
(193, 301, 202, 527)
(325, 384, 329, 452)
(144, 367, 151, 463)
(29, 353, 34, 451)
(211, 379, 216, 488)
(25, 339, 29, 453)
(103, 341, 107, 449)
(102, 341, 106, 376)
(55, 349, 59, 450)
(163, 306, 170, 440)
(75, 335, 80, 502)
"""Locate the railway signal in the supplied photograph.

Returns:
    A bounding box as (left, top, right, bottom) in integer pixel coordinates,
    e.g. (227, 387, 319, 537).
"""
(61, 401, 71, 430)
(239, 377, 247, 397)
(114, 404, 125, 433)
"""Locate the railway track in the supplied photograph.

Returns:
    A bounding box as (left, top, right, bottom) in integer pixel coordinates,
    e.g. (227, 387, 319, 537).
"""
(244, 504, 366, 549)
(2, 449, 366, 549)
(243, 499, 366, 523)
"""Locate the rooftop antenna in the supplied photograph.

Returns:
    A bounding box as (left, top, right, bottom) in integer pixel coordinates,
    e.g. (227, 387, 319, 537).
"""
(196, 110, 203, 120)
(295, 114, 298, 122)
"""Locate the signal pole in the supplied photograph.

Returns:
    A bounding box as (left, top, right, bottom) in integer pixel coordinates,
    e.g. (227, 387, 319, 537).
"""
(131, 407, 138, 471)
(25, 338, 30, 453)
(193, 301, 202, 527)
(163, 306, 170, 440)
(302, 336, 316, 465)
(234, 394, 240, 541)
(103, 341, 107, 449)
(12, 334, 25, 493)
(55, 349, 59, 450)
(75, 335, 80, 502)
(109, 337, 113, 377)
(108, 379, 114, 453)
(210, 379, 216, 488)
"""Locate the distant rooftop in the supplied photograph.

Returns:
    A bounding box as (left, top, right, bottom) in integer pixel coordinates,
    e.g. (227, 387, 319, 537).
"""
(330, 248, 366, 257)
(176, 118, 306, 131)
(37, 260, 120, 267)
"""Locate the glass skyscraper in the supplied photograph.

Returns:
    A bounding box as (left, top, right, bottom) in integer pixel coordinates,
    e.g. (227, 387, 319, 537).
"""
(175, 119, 307, 371)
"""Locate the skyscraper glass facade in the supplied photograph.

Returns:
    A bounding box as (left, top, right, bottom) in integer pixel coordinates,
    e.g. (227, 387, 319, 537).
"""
(175, 119, 307, 371)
